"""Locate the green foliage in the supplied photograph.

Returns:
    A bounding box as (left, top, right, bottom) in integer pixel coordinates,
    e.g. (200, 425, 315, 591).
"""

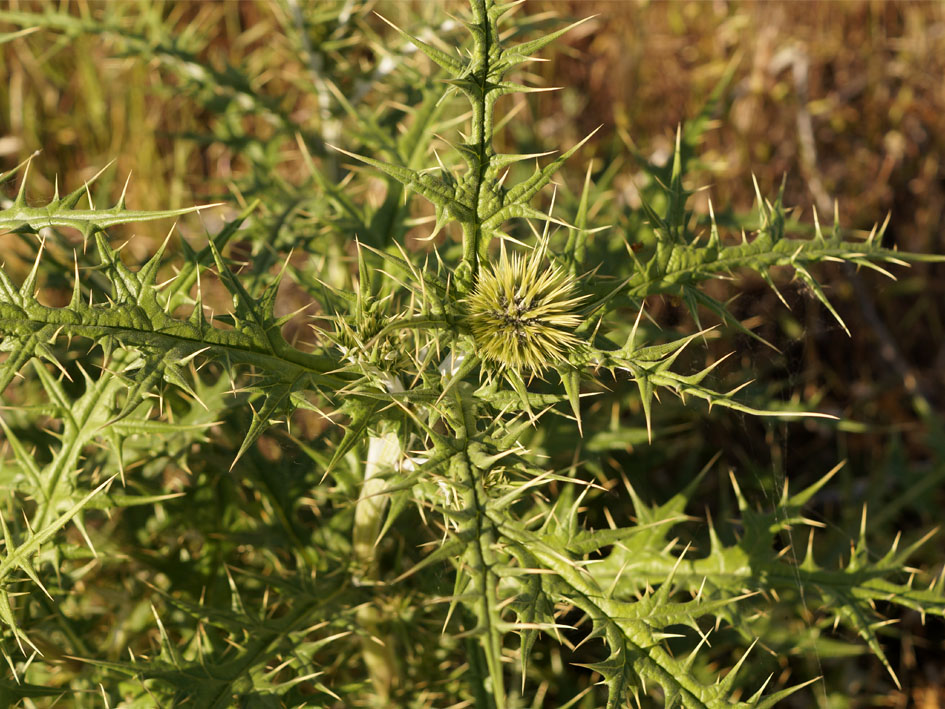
(0, 1, 943, 707)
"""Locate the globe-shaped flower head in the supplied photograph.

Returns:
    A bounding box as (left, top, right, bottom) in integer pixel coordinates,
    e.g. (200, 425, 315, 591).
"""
(466, 242, 586, 375)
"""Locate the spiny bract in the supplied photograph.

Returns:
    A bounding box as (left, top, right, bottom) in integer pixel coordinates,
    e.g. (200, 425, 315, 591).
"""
(465, 242, 586, 374)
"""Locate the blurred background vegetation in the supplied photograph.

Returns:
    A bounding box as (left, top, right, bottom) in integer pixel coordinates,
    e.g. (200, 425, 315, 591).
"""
(2, 1, 943, 706)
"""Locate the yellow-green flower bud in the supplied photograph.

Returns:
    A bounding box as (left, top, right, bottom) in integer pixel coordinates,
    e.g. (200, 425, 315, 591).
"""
(465, 242, 586, 374)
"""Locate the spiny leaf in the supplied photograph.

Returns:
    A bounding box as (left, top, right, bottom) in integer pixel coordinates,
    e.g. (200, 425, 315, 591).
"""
(0, 475, 116, 587)
(329, 145, 474, 223)
(501, 127, 600, 210)
(0, 174, 220, 237)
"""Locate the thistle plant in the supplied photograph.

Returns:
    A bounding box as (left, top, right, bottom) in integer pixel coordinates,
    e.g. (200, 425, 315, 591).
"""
(1, 1, 944, 708)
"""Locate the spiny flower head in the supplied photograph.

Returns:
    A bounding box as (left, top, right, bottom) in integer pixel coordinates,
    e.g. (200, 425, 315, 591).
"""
(332, 297, 411, 376)
(465, 242, 586, 375)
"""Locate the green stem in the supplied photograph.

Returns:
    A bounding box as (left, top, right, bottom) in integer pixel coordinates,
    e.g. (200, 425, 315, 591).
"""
(461, 0, 500, 284)
(448, 386, 506, 708)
